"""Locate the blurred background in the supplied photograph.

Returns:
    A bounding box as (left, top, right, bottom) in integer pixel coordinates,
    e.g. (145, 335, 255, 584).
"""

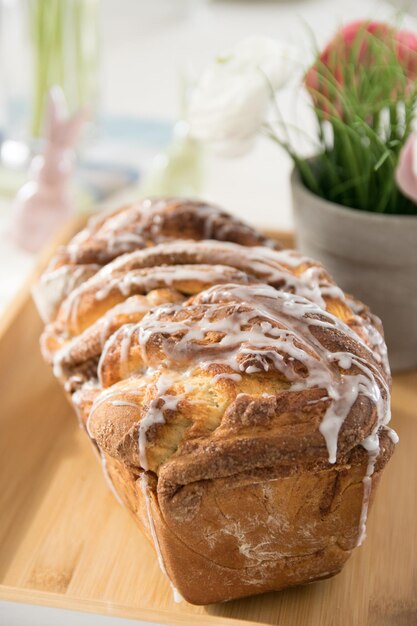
(0, 0, 415, 313)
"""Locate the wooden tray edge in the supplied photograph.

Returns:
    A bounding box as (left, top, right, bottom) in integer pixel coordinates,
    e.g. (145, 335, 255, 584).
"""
(0, 585, 267, 626)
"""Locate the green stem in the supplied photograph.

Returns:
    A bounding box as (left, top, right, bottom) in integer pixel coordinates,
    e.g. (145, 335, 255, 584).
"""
(28, 0, 98, 137)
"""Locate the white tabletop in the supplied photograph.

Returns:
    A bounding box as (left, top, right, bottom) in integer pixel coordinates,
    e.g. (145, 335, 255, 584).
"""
(1, 0, 411, 624)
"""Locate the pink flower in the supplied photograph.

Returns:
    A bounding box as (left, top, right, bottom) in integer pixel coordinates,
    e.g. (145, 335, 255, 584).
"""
(305, 20, 417, 118)
(396, 133, 417, 204)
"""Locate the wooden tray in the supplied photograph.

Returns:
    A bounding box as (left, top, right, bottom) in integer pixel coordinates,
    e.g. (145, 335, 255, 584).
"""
(0, 220, 416, 626)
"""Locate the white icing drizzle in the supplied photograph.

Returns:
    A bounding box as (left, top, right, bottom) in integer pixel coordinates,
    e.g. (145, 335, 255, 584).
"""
(98, 325, 133, 386)
(346, 296, 390, 375)
(118, 324, 138, 381)
(90, 369, 183, 472)
(251, 245, 310, 267)
(111, 400, 141, 410)
(140, 473, 183, 603)
(102, 239, 341, 309)
(99, 316, 112, 348)
(32, 264, 98, 323)
(212, 372, 242, 383)
(106, 232, 146, 255)
(86, 385, 143, 438)
(52, 297, 151, 380)
(318, 352, 387, 464)
(357, 423, 399, 546)
(66, 227, 92, 263)
(60, 285, 83, 336)
(385, 426, 399, 444)
(357, 432, 380, 546)
(71, 379, 100, 424)
(138, 373, 180, 471)
(94, 265, 250, 302)
(100, 453, 124, 506)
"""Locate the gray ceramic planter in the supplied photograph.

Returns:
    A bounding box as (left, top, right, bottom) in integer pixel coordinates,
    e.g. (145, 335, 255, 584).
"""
(291, 168, 417, 372)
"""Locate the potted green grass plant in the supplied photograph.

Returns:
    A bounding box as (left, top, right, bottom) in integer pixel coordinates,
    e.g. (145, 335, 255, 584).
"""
(188, 23, 417, 371)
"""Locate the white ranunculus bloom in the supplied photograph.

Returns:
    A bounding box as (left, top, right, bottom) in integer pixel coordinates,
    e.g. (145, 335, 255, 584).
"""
(188, 36, 298, 157)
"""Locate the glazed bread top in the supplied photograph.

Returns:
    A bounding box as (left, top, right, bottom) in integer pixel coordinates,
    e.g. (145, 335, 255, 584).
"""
(33, 198, 279, 323)
(36, 198, 393, 491)
(87, 281, 390, 478)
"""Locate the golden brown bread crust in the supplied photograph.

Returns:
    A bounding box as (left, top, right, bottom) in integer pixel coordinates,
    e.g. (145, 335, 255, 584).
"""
(35, 198, 396, 605)
(103, 428, 393, 604)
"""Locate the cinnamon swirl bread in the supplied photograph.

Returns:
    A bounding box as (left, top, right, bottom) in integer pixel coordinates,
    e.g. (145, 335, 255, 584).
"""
(35, 198, 397, 605)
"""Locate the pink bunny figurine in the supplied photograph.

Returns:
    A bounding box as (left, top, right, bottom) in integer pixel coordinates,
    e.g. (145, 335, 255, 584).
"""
(12, 86, 87, 253)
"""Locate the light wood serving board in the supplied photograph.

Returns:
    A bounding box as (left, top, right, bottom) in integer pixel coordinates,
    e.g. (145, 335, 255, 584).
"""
(0, 219, 416, 626)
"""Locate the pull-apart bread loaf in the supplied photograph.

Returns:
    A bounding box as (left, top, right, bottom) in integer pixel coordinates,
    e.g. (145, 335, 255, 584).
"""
(35, 198, 397, 605)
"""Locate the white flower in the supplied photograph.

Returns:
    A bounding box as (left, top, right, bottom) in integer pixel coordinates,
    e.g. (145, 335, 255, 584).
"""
(188, 36, 299, 157)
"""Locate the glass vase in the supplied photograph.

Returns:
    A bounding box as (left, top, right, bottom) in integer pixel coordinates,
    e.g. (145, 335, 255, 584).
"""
(0, 0, 100, 165)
